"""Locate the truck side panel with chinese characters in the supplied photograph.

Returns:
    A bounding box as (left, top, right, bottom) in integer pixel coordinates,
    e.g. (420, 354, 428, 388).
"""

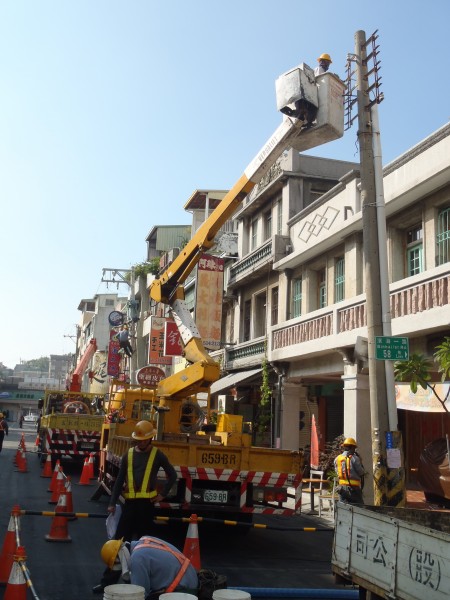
(332, 502, 450, 600)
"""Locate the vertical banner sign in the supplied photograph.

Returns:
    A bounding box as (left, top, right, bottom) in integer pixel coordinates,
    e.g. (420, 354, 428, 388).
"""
(164, 320, 183, 357)
(149, 316, 172, 365)
(107, 330, 121, 377)
(310, 414, 320, 469)
(195, 254, 224, 351)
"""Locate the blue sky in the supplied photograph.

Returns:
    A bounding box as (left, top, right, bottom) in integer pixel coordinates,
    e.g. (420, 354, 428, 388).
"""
(1, 1, 449, 369)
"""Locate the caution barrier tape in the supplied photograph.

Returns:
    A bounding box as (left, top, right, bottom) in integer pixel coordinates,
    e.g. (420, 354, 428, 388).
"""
(20, 510, 107, 518)
(155, 515, 333, 532)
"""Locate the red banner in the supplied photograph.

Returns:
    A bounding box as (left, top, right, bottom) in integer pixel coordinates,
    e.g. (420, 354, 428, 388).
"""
(149, 316, 172, 365)
(164, 320, 183, 356)
(107, 330, 121, 377)
(310, 414, 320, 469)
(195, 254, 224, 351)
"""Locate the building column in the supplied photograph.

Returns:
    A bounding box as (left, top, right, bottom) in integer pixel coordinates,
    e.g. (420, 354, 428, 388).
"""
(280, 381, 308, 451)
(342, 363, 373, 503)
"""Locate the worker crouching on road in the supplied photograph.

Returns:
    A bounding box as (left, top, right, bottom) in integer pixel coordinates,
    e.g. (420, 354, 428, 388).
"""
(97, 536, 198, 600)
(108, 420, 177, 542)
(334, 437, 366, 504)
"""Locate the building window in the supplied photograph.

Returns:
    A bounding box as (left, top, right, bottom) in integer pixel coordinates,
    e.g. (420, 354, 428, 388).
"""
(292, 278, 302, 318)
(243, 300, 251, 342)
(406, 225, 423, 276)
(251, 216, 258, 251)
(437, 206, 450, 265)
(335, 257, 345, 302)
(254, 292, 267, 338)
(264, 210, 272, 241)
(271, 287, 278, 326)
(318, 268, 327, 308)
(277, 199, 282, 235)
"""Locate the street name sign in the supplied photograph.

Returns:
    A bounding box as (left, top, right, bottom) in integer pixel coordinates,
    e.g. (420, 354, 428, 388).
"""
(375, 336, 409, 361)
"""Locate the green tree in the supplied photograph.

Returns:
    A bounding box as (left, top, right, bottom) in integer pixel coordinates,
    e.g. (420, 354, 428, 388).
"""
(394, 336, 450, 413)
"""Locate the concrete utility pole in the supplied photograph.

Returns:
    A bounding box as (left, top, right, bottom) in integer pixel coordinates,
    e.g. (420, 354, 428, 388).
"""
(354, 30, 389, 505)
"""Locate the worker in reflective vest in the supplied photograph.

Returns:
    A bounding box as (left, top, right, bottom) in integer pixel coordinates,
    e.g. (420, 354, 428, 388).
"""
(95, 536, 198, 599)
(108, 420, 177, 542)
(334, 437, 365, 504)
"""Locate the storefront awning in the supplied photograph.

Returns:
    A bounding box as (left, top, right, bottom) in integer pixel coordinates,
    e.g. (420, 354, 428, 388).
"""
(210, 368, 262, 395)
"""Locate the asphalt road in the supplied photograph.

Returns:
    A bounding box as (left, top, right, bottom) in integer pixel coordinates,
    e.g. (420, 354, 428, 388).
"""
(0, 427, 342, 600)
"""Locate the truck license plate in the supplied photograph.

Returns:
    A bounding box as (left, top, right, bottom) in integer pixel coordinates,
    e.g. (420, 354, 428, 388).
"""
(204, 490, 228, 503)
(81, 442, 95, 450)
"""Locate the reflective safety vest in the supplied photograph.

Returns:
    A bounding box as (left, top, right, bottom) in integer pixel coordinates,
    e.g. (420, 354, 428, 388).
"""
(133, 536, 191, 592)
(123, 446, 158, 499)
(336, 453, 361, 487)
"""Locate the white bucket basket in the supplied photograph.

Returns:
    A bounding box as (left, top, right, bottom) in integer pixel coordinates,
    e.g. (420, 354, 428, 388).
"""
(159, 594, 198, 600)
(104, 583, 146, 600)
(212, 591, 251, 600)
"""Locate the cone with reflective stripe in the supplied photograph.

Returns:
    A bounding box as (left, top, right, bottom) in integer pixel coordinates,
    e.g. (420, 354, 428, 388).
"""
(88, 452, 96, 479)
(41, 454, 53, 478)
(49, 466, 65, 504)
(78, 457, 92, 485)
(16, 449, 28, 474)
(0, 505, 20, 584)
(48, 459, 61, 492)
(64, 477, 77, 520)
(183, 513, 201, 570)
(3, 545, 27, 600)
(45, 490, 72, 542)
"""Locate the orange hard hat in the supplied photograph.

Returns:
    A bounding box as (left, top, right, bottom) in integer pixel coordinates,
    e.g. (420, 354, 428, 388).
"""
(343, 437, 357, 447)
(101, 539, 123, 568)
(317, 53, 332, 63)
(132, 420, 156, 440)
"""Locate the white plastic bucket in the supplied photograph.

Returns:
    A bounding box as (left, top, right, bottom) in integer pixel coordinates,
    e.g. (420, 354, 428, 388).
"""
(103, 583, 146, 599)
(213, 591, 251, 600)
(159, 594, 198, 600)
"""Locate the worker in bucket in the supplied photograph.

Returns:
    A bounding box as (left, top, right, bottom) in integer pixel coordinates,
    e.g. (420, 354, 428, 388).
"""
(93, 536, 198, 597)
(334, 437, 365, 504)
(314, 53, 332, 76)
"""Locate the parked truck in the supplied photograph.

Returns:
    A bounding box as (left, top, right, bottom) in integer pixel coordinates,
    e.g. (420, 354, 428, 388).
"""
(332, 502, 450, 600)
(37, 388, 106, 466)
(93, 63, 345, 519)
(37, 338, 105, 466)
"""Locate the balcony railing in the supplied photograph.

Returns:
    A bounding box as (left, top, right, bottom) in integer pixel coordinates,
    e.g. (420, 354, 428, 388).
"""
(229, 240, 272, 284)
(272, 268, 450, 353)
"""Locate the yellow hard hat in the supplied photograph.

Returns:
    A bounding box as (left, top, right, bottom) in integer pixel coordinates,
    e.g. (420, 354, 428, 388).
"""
(317, 53, 332, 63)
(343, 437, 357, 447)
(101, 539, 123, 569)
(132, 420, 156, 440)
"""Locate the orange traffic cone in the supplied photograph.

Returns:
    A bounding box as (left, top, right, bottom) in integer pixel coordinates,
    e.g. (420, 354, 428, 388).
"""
(16, 449, 28, 474)
(49, 466, 65, 504)
(41, 454, 53, 478)
(64, 477, 77, 520)
(3, 545, 27, 600)
(78, 457, 92, 485)
(45, 491, 72, 543)
(183, 514, 201, 570)
(0, 505, 20, 584)
(48, 459, 61, 492)
(88, 452, 96, 479)
(14, 437, 24, 465)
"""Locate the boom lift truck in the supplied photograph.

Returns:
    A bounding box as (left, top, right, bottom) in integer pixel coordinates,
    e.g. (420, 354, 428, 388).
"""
(96, 63, 345, 519)
(37, 338, 106, 467)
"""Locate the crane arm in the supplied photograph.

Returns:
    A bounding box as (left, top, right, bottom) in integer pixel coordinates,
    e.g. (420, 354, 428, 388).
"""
(150, 116, 306, 306)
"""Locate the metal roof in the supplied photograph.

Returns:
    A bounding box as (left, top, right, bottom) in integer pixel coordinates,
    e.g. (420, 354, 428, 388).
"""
(210, 368, 262, 395)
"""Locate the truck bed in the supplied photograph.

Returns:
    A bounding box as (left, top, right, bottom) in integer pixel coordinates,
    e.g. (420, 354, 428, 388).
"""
(332, 502, 450, 600)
